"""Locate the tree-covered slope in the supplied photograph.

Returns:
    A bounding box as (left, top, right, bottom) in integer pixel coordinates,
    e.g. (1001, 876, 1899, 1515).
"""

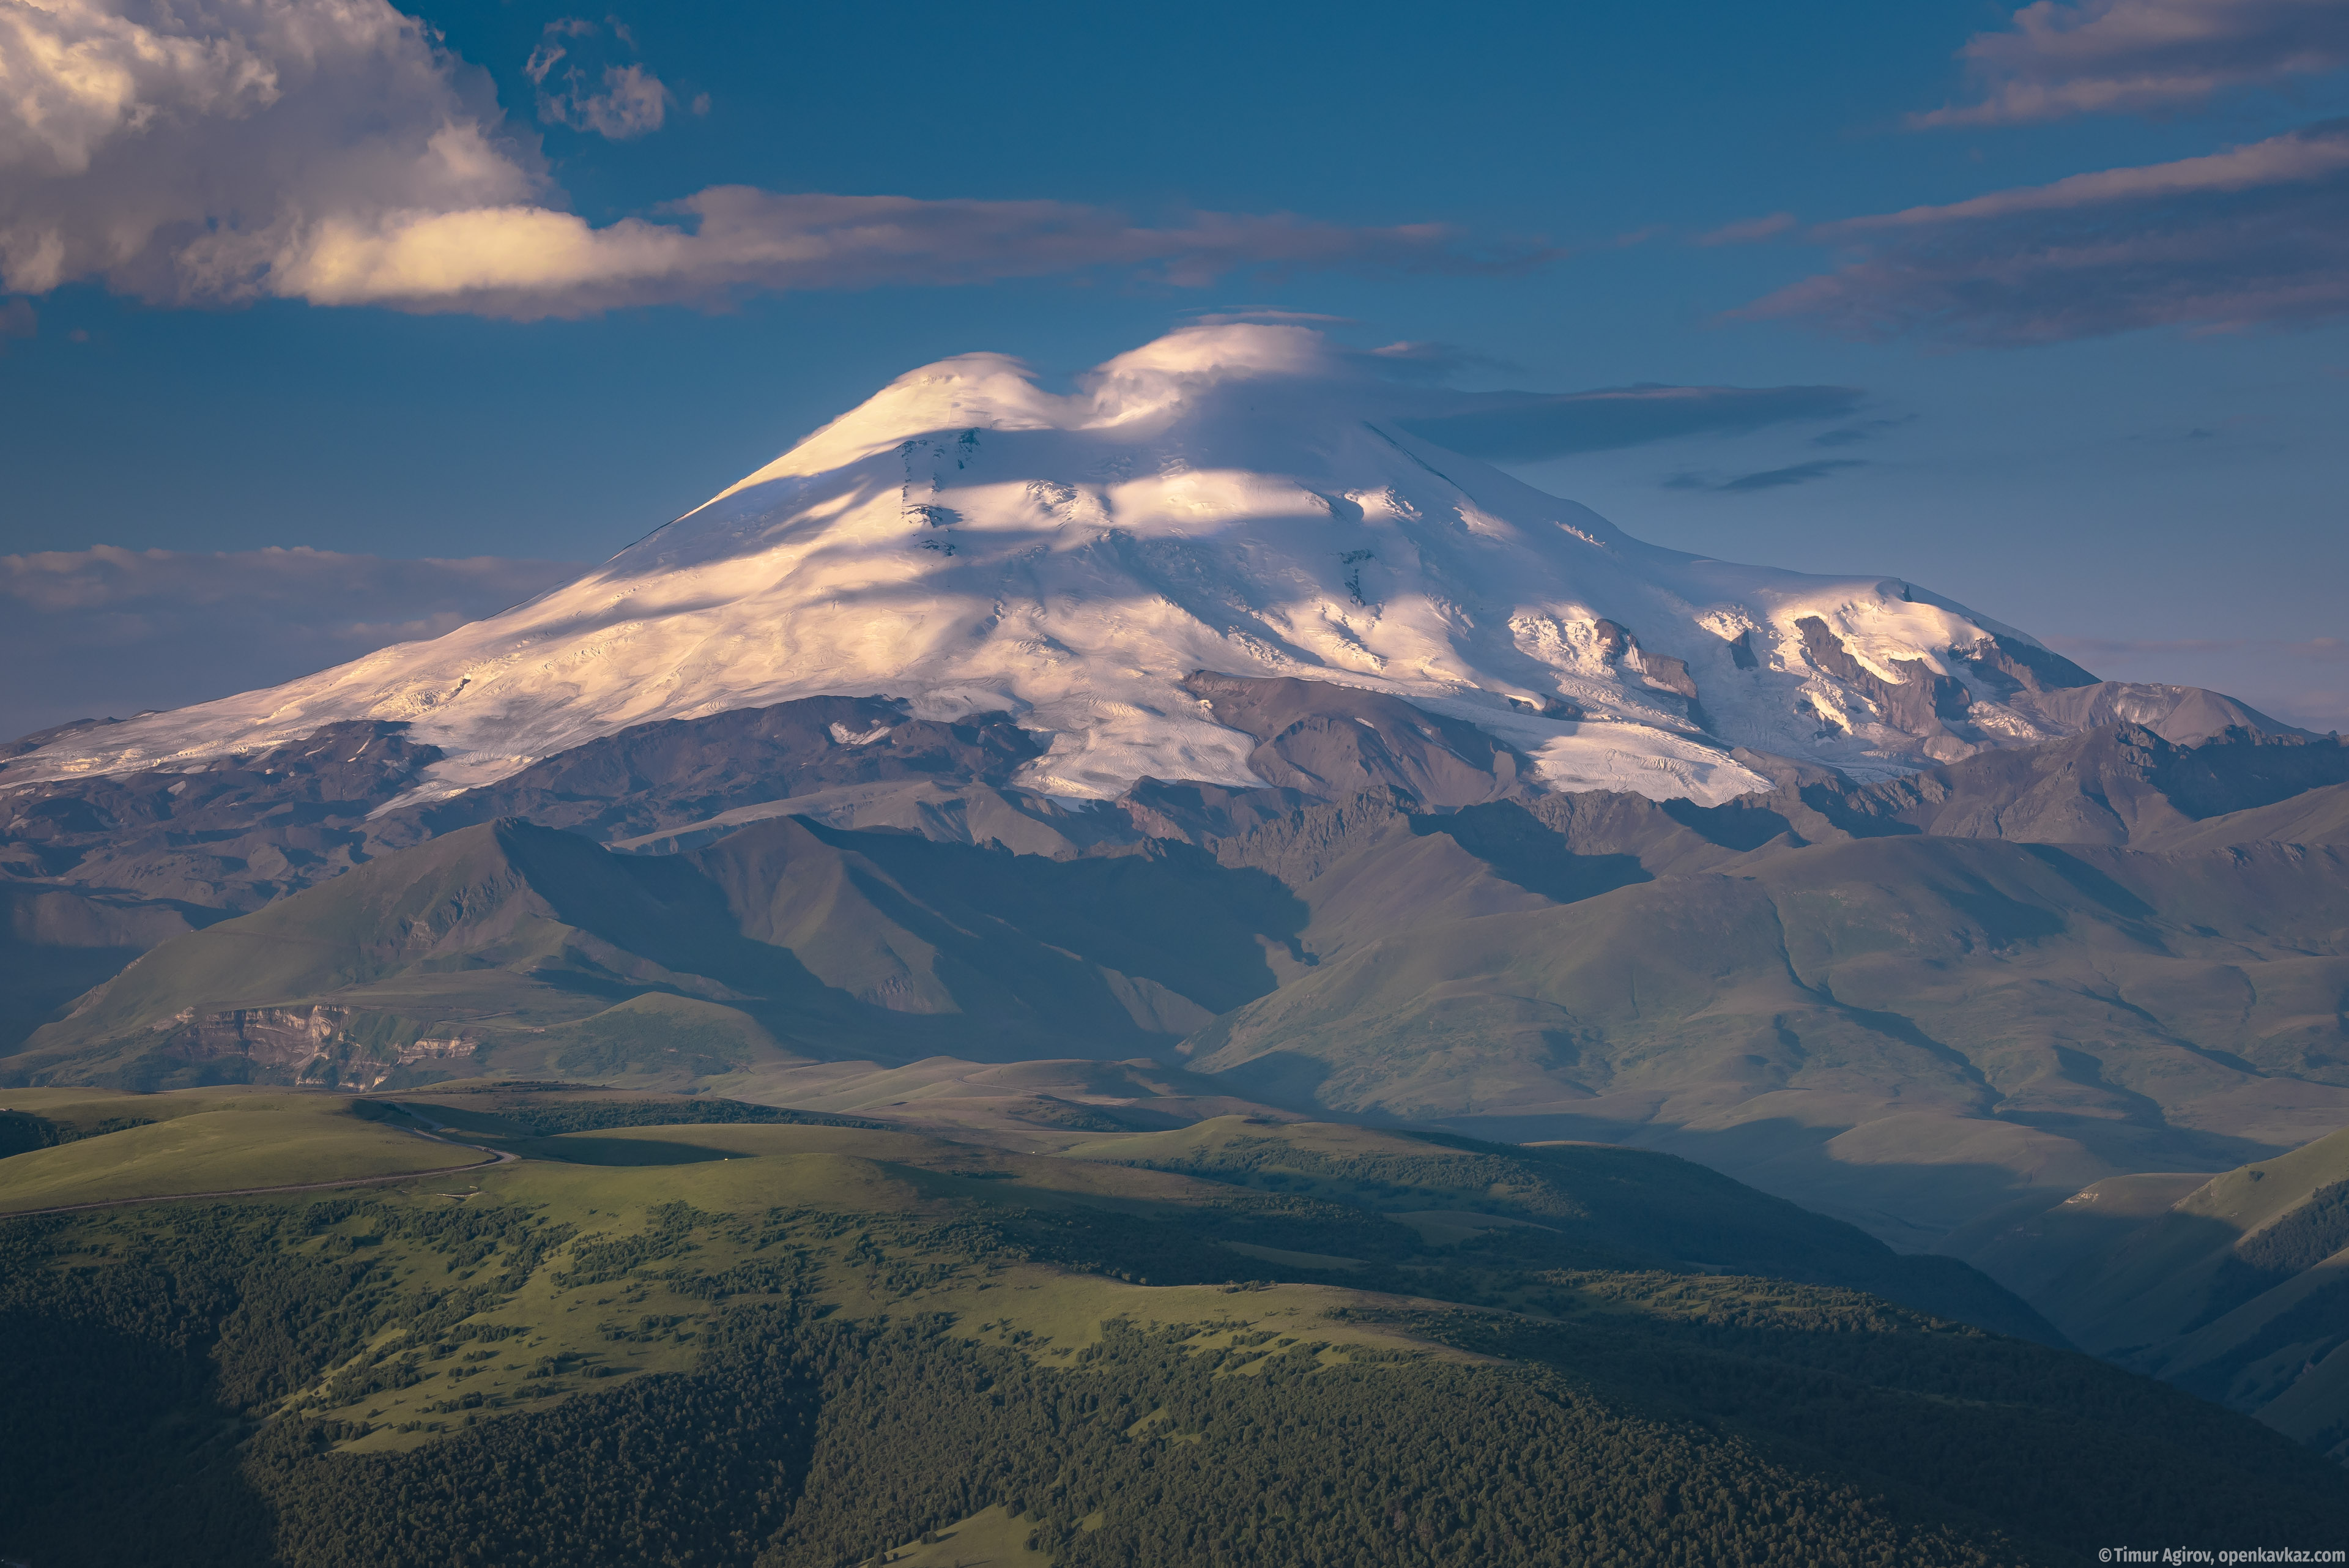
(4, 1095, 2343, 1566)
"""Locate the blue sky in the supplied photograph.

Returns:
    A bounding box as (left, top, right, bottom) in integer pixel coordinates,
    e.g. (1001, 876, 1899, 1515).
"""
(2, 0, 2346, 737)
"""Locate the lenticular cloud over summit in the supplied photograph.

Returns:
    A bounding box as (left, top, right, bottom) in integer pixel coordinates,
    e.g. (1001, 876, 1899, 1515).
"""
(13, 325, 2154, 806)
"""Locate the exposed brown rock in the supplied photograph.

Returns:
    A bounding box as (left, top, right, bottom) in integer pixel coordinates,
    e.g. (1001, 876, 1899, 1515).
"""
(1181, 671, 1526, 807)
(1796, 615, 1973, 738)
(149, 1003, 477, 1090)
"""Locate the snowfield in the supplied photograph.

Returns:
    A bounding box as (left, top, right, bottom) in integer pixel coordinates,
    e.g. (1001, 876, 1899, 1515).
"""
(12, 325, 2099, 807)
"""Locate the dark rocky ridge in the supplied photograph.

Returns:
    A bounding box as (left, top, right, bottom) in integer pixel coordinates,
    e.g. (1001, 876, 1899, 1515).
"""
(406, 696, 1048, 841)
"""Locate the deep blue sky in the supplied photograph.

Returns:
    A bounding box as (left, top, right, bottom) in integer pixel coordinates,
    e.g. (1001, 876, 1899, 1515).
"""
(4, 0, 2345, 733)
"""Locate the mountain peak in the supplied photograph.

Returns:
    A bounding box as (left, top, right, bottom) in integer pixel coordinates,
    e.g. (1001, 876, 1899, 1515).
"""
(8, 326, 2173, 809)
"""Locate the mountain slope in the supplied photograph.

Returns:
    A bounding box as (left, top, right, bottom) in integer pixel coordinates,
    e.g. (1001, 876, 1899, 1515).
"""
(7, 817, 1308, 1090)
(1182, 788, 2349, 1241)
(20, 732, 2346, 1255)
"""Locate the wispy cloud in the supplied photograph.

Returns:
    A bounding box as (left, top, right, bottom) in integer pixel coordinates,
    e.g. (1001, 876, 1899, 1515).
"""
(0, 0, 1540, 319)
(1186, 308, 1360, 326)
(1360, 340, 1523, 381)
(1400, 383, 1868, 461)
(265, 193, 1531, 319)
(1742, 121, 2349, 343)
(1916, 0, 2349, 127)
(527, 18, 671, 140)
(0, 546, 582, 742)
(1838, 124, 2349, 227)
(1696, 212, 1797, 245)
(1664, 459, 1868, 493)
(1811, 416, 1915, 447)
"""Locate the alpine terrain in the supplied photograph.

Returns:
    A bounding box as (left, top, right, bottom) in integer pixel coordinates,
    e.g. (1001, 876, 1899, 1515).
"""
(6, 325, 2348, 1482)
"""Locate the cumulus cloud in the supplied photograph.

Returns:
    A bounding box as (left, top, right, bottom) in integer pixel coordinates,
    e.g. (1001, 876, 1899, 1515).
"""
(1398, 382, 1867, 461)
(1743, 121, 2349, 343)
(0, 0, 540, 300)
(1917, 0, 2349, 127)
(0, 0, 1529, 318)
(0, 545, 581, 741)
(526, 17, 669, 139)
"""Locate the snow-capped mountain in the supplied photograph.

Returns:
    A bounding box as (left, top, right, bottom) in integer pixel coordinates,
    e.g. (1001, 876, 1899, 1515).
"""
(14, 325, 2135, 808)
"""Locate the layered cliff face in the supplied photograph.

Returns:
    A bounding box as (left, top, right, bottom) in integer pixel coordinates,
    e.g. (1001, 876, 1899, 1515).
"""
(136, 1005, 479, 1090)
(11, 323, 2247, 818)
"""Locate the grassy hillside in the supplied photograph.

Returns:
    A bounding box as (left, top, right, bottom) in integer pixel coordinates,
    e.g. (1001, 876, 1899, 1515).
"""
(0, 1087, 492, 1212)
(1960, 1125, 2349, 1462)
(2, 1090, 2344, 1566)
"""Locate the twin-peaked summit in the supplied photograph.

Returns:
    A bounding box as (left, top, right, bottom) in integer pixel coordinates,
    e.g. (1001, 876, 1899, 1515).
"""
(9, 326, 2266, 806)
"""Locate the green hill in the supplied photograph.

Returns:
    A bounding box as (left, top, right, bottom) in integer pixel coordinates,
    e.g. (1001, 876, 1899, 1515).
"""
(2, 1091, 2342, 1566)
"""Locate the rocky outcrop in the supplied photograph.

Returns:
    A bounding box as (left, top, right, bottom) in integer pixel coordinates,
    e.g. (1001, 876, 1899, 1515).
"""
(149, 1004, 477, 1090)
(0, 719, 443, 909)
(1180, 672, 1527, 808)
(1797, 615, 1976, 745)
(1591, 619, 1700, 702)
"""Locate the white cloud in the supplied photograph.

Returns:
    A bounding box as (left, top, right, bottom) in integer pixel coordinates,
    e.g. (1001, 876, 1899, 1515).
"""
(0, 544, 582, 741)
(1917, 0, 2349, 126)
(0, 0, 540, 297)
(0, 0, 1520, 318)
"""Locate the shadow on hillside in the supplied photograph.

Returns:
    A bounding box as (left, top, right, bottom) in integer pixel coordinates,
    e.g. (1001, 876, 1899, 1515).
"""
(1419, 1109, 2268, 1255)
(1413, 802, 1653, 904)
(0, 1308, 277, 1567)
